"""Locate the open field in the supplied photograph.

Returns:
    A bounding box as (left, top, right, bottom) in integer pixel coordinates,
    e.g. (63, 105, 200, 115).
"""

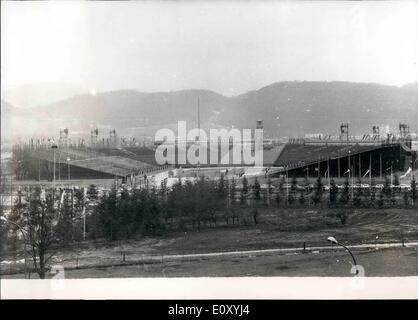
(1, 207, 417, 278)
(3, 247, 418, 278)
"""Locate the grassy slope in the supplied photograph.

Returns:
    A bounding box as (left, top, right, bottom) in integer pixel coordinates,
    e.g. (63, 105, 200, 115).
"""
(2, 207, 417, 277)
(54, 207, 418, 264)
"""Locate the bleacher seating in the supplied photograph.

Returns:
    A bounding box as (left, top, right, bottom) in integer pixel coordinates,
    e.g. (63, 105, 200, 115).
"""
(275, 144, 383, 168)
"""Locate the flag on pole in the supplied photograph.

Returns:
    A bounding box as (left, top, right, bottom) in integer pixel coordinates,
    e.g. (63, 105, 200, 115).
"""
(363, 169, 370, 178)
(400, 167, 412, 178)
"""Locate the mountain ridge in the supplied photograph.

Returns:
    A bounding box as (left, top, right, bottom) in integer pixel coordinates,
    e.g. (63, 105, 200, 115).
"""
(2, 81, 417, 140)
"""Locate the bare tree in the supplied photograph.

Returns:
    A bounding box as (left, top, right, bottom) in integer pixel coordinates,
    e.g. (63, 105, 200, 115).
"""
(24, 187, 58, 279)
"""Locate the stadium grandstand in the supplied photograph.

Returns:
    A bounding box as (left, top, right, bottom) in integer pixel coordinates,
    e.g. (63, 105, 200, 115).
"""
(271, 123, 417, 178)
(11, 122, 417, 184)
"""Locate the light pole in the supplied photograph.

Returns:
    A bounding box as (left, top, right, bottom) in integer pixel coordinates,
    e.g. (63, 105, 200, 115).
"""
(58, 150, 62, 185)
(1, 216, 28, 278)
(66, 157, 71, 181)
(390, 164, 393, 187)
(286, 167, 289, 206)
(348, 151, 354, 200)
(412, 154, 418, 182)
(327, 236, 359, 275)
(51, 144, 58, 192)
(50, 144, 58, 236)
(412, 155, 418, 207)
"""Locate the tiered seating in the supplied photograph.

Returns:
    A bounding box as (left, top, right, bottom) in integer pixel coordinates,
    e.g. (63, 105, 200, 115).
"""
(275, 144, 382, 168)
(94, 147, 159, 165)
(31, 147, 158, 177)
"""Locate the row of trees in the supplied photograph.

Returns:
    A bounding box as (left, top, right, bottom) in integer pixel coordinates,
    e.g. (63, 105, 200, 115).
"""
(1, 174, 417, 278)
(279, 175, 417, 209)
(2, 186, 98, 278)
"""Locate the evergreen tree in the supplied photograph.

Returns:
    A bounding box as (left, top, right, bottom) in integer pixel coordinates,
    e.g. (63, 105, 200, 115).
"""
(228, 177, 238, 224)
(394, 174, 400, 186)
(97, 185, 119, 240)
(267, 177, 273, 206)
(288, 176, 297, 206)
(143, 187, 164, 235)
(298, 191, 306, 206)
(382, 175, 392, 206)
(275, 188, 282, 207)
(369, 177, 376, 208)
(339, 178, 350, 206)
(217, 174, 227, 199)
(229, 177, 237, 208)
(86, 184, 99, 203)
(410, 179, 417, 208)
(303, 176, 309, 190)
(275, 178, 284, 207)
(241, 176, 249, 205)
(118, 186, 134, 238)
(159, 179, 169, 224)
(377, 190, 385, 208)
(353, 178, 362, 207)
(159, 179, 168, 199)
(312, 175, 323, 205)
(56, 192, 74, 243)
(329, 179, 338, 207)
(253, 178, 261, 201)
(403, 189, 410, 207)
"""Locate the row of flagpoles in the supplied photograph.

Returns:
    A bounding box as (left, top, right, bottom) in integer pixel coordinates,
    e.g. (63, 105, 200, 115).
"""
(301, 152, 416, 184)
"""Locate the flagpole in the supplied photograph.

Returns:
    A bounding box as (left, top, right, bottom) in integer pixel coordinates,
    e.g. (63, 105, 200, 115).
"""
(318, 158, 320, 178)
(391, 165, 393, 186)
(348, 151, 353, 201)
(327, 158, 330, 186)
(338, 156, 340, 179)
(286, 167, 289, 206)
(348, 151, 350, 182)
(380, 152, 382, 180)
(413, 153, 417, 208)
(353, 154, 355, 178)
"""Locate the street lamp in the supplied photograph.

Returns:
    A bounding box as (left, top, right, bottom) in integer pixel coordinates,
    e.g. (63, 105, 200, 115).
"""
(348, 150, 354, 200)
(66, 157, 71, 181)
(51, 144, 58, 191)
(411, 155, 418, 181)
(1, 216, 28, 278)
(327, 236, 359, 275)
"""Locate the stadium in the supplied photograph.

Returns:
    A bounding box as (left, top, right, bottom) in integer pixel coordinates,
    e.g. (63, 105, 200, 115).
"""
(11, 121, 418, 188)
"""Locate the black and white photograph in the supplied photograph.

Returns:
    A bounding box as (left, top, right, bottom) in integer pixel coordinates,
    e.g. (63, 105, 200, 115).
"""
(0, 0, 417, 300)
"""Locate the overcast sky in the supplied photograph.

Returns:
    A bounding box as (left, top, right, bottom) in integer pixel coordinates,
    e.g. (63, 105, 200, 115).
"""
(1, 1, 417, 96)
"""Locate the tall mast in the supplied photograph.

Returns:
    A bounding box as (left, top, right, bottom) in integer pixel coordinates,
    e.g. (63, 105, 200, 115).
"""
(197, 97, 201, 173)
(197, 97, 200, 132)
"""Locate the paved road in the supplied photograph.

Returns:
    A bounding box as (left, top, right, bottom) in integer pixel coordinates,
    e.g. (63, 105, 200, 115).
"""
(2, 240, 417, 277)
(128, 240, 418, 262)
(4, 245, 417, 278)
